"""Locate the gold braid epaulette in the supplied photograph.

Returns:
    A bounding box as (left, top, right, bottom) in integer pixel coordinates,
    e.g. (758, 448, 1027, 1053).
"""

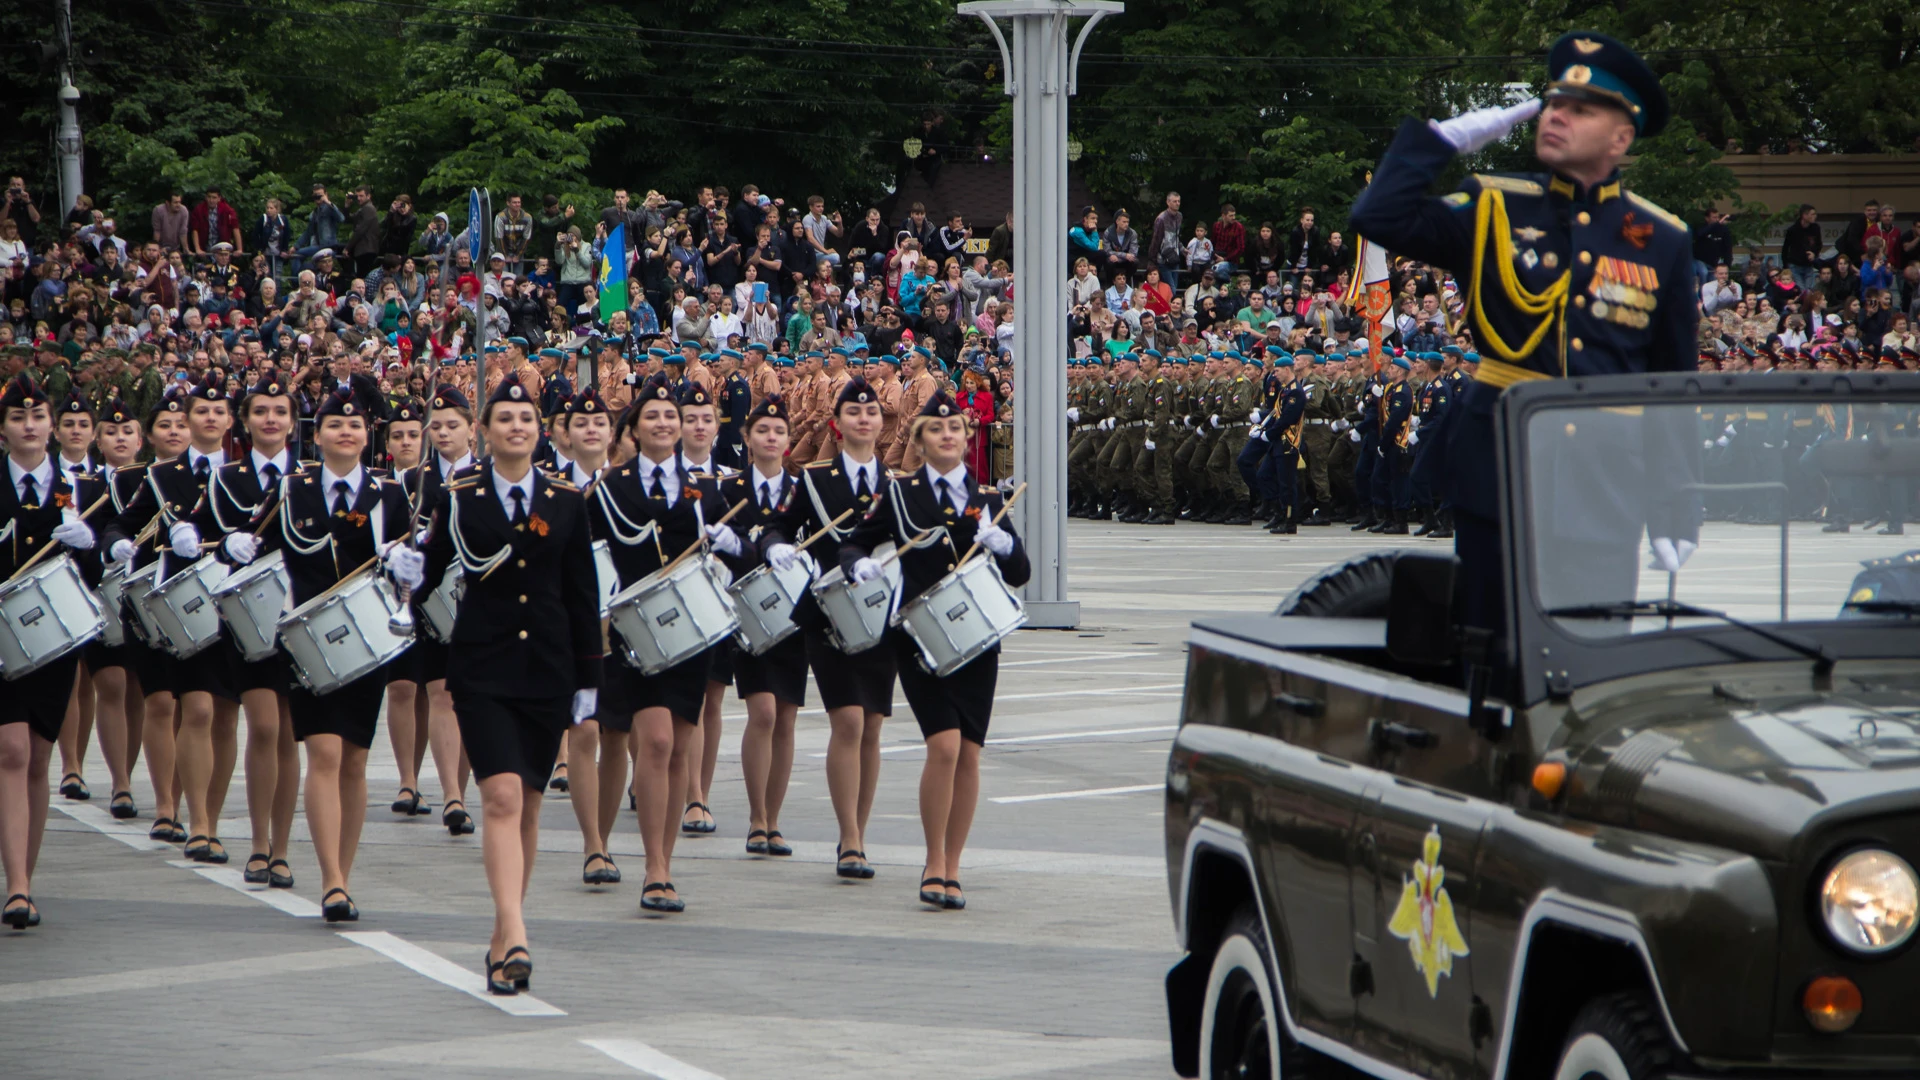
(1469, 188, 1570, 367)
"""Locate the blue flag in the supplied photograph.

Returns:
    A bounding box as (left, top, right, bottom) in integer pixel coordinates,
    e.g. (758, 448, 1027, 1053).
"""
(599, 223, 627, 323)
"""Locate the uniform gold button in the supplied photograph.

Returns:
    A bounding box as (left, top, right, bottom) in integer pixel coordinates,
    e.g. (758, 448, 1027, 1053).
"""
(1577, 211, 1591, 226)
(516, 559, 526, 568)
(1574, 295, 1586, 308)
(1571, 338, 1585, 351)
(518, 595, 528, 603)
(1579, 251, 1593, 265)
(518, 630, 528, 640)
(947, 563, 956, 571)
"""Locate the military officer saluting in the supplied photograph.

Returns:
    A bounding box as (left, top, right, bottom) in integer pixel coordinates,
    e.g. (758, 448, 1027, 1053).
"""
(1350, 31, 1696, 634)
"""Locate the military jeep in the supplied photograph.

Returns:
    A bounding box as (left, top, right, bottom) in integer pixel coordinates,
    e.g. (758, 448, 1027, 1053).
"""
(1164, 373, 1920, 1079)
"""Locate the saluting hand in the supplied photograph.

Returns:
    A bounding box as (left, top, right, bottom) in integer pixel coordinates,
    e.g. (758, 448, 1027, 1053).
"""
(1430, 98, 1542, 155)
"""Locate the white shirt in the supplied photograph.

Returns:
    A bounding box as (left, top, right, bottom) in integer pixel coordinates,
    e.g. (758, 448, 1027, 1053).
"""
(926, 462, 969, 513)
(636, 454, 682, 505)
(551, 450, 573, 476)
(709, 311, 744, 343)
(841, 451, 879, 497)
(493, 467, 536, 520)
(679, 451, 718, 478)
(187, 447, 227, 478)
(251, 448, 292, 488)
(436, 452, 473, 481)
(9, 455, 55, 505)
(320, 463, 364, 511)
(565, 459, 602, 487)
(750, 464, 785, 510)
(57, 450, 92, 487)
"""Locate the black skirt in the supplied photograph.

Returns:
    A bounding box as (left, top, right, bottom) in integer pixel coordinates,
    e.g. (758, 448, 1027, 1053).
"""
(734, 631, 808, 707)
(172, 639, 238, 703)
(127, 637, 171, 698)
(1, 653, 80, 743)
(805, 629, 895, 716)
(707, 638, 736, 686)
(84, 637, 133, 674)
(891, 629, 997, 746)
(610, 645, 709, 725)
(231, 638, 292, 696)
(592, 656, 632, 733)
(288, 670, 386, 749)
(452, 693, 568, 791)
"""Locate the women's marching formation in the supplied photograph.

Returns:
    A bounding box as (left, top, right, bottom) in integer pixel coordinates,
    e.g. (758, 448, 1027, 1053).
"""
(0, 349, 1029, 993)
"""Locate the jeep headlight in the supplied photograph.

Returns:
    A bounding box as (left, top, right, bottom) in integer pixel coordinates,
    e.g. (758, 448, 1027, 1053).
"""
(1820, 849, 1919, 955)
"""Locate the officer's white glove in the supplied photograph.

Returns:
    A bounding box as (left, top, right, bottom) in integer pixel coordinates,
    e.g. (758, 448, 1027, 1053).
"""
(1370, 384, 1384, 398)
(109, 539, 137, 565)
(1252, 428, 1268, 442)
(1349, 429, 1363, 443)
(1210, 414, 1221, 428)
(1332, 418, 1351, 433)
(1430, 98, 1543, 155)
(766, 542, 798, 571)
(414, 525, 432, 547)
(1409, 415, 1421, 430)
(973, 519, 1014, 557)
(1649, 537, 1698, 574)
(1407, 430, 1420, 446)
(705, 523, 742, 557)
(169, 521, 201, 559)
(1702, 439, 1714, 449)
(1715, 436, 1730, 448)
(1249, 409, 1263, 425)
(1144, 439, 1156, 451)
(222, 532, 259, 565)
(1723, 424, 1737, 437)
(52, 516, 95, 551)
(851, 556, 882, 583)
(571, 688, 597, 724)
(1066, 407, 1080, 423)
(384, 545, 426, 590)
(1101, 417, 1115, 431)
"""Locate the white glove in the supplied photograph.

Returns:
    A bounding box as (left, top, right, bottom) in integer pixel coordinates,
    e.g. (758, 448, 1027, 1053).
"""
(169, 521, 201, 559)
(1144, 439, 1156, 451)
(414, 525, 432, 547)
(1702, 439, 1714, 449)
(705, 523, 742, 557)
(1723, 424, 1737, 437)
(851, 556, 882, 583)
(1066, 407, 1080, 423)
(1249, 409, 1263, 425)
(1252, 428, 1268, 441)
(571, 688, 597, 724)
(1430, 98, 1543, 154)
(1332, 419, 1351, 433)
(1349, 429, 1363, 443)
(1649, 537, 1698, 574)
(1370, 384, 1384, 398)
(973, 519, 1014, 557)
(1715, 436, 1729, 448)
(766, 542, 798, 571)
(52, 517, 94, 551)
(223, 532, 259, 565)
(1409, 415, 1421, 430)
(384, 545, 426, 590)
(109, 539, 136, 565)
(1407, 430, 1420, 446)
(1102, 417, 1116, 431)
(1210, 414, 1221, 428)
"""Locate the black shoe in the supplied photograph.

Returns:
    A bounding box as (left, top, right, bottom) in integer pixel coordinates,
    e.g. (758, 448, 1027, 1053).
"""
(1349, 514, 1377, 532)
(321, 888, 359, 923)
(1413, 510, 1439, 537)
(681, 801, 716, 834)
(1380, 512, 1410, 535)
(920, 875, 948, 908)
(2, 893, 31, 930)
(443, 800, 474, 835)
(1267, 516, 1291, 534)
(745, 829, 769, 855)
(1223, 510, 1252, 526)
(1302, 509, 1333, 526)
(268, 858, 295, 889)
(1822, 521, 1851, 533)
(943, 880, 967, 911)
(390, 787, 422, 815)
(243, 854, 271, 885)
(583, 852, 612, 885)
(547, 765, 569, 794)
(109, 791, 137, 819)
(766, 831, 793, 856)
(184, 834, 212, 862)
(149, 817, 184, 843)
(836, 845, 874, 880)
(640, 881, 685, 913)
(1882, 523, 1906, 535)
(484, 951, 518, 996)
(59, 773, 90, 801)
(500, 946, 532, 992)
(1142, 511, 1174, 525)
(1367, 512, 1392, 533)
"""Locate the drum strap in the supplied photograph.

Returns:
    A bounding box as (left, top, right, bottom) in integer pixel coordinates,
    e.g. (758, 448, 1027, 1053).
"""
(206, 467, 259, 533)
(448, 491, 513, 577)
(279, 475, 334, 556)
(592, 479, 662, 552)
(146, 468, 177, 529)
(801, 469, 848, 543)
(888, 479, 948, 552)
(0, 518, 13, 547)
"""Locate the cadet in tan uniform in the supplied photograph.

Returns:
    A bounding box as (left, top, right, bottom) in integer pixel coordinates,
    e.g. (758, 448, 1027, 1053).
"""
(892, 346, 940, 473)
(810, 348, 855, 462)
(1209, 350, 1260, 524)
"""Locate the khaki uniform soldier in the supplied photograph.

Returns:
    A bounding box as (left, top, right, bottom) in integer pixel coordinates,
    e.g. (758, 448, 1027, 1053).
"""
(1133, 351, 1178, 525)
(1170, 355, 1212, 517)
(1325, 354, 1361, 517)
(1298, 355, 1339, 524)
(1208, 353, 1260, 524)
(1094, 353, 1147, 521)
(1068, 357, 1114, 515)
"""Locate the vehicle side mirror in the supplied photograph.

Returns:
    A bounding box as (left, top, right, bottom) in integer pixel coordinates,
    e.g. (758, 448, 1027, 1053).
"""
(1386, 552, 1460, 667)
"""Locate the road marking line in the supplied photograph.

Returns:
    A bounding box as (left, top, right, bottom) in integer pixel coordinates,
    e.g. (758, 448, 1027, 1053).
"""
(338, 931, 566, 1017)
(812, 723, 1179, 759)
(581, 1037, 726, 1080)
(167, 860, 322, 917)
(999, 651, 1157, 667)
(53, 802, 174, 851)
(991, 783, 1162, 805)
(0, 947, 378, 1004)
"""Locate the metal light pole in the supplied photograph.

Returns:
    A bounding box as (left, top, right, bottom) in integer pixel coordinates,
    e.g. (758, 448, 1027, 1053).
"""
(958, 0, 1118, 630)
(54, 0, 84, 217)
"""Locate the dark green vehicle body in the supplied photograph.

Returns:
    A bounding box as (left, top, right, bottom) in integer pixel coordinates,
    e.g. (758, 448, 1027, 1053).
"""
(1163, 373, 1920, 1078)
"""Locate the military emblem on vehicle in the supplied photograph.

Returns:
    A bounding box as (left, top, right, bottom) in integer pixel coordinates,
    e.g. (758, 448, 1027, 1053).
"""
(1387, 826, 1470, 997)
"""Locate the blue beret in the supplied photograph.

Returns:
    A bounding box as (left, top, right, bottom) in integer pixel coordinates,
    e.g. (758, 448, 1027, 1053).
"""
(1390, 356, 1411, 371)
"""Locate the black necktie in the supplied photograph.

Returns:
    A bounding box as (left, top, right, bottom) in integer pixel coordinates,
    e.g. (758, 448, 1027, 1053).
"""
(509, 486, 528, 526)
(936, 477, 954, 515)
(262, 463, 281, 489)
(332, 480, 352, 517)
(19, 473, 38, 509)
(649, 466, 667, 501)
(855, 466, 871, 501)
(195, 456, 211, 484)
(758, 482, 772, 512)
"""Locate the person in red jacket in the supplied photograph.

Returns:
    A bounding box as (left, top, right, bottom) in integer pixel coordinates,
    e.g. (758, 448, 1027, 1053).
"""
(1211, 203, 1246, 279)
(188, 187, 243, 257)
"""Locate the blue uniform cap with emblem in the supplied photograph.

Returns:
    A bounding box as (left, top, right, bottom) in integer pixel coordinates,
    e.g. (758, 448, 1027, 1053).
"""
(745, 393, 787, 427)
(720, 348, 743, 361)
(647, 347, 670, 360)
(506, 336, 529, 348)
(59, 387, 93, 418)
(911, 345, 934, 361)
(637, 374, 677, 403)
(100, 395, 136, 425)
(773, 353, 794, 368)
(677, 382, 714, 408)
(570, 388, 609, 416)
(1143, 349, 1163, 360)
(835, 375, 878, 410)
(0, 373, 47, 412)
(430, 385, 470, 413)
(830, 346, 850, 359)
(848, 352, 867, 367)
(744, 342, 767, 354)
(1293, 349, 1316, 361)
(1390, 356, 1412, 371)
(538, 347, 565, 360)
(1441, 344, 1465, 358)
(392, 396, 426, 423)
(1463, 352, 1480, 363)
(1545, 31, 1669, 138)
(1271, 354, 1292, 368)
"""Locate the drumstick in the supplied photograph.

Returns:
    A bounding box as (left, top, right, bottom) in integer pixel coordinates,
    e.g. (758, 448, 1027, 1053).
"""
(657, 497, 749, 577)
(305, 537, 408, 605)
(792, 509, 856, 554)
(957, 481, 1027, 567)
(5, 490, 116, 582)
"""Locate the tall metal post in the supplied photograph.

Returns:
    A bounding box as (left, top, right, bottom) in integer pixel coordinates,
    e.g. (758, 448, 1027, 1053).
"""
(958, 0, 1118, 630)
(54, 0, 84, 217)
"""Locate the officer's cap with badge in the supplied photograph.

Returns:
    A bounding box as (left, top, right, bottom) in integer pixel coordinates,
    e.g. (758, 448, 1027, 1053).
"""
(918, 389, 959, 419)
(836, 375, 878, 412)
(100, 395, 137, 426)
(1544, 31, 1669, 138)
(479, 371, 535, 423)
(430, 385, 471, 414)
(636, 374, 678, 404)
(191, 371, 227, 405)
(392, 396, 426, 424)
(0, 372, 47, 413)
(745, 393, 787, 429)
(677, 382, 714, 409)
(243, 370, 291, 407)
(59, 387, 94, 419)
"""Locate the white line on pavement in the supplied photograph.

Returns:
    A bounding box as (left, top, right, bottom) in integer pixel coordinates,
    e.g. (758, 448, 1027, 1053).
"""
(811, 722, 1178, 759)
(166, 860, 322, 917)
(338, 931, 567, 1017)
(53, 802, 174, 851)
(581, 1037, 727, 1080)
(0, 947, 379, 1004)
(991, 784, 1163, 805)
(999, 651, 1158, 667)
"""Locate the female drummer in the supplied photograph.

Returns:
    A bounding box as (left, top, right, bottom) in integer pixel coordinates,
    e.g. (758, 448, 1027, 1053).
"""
(762, 376, 896, 879)
(53, 391, 99, 805)
(244, 383, 417, 921)
(719, 394, 809, 859)
(839, 390, 1029, 911)
(421, 373, 602, 994)
(419, 386, 476, 834)
(587, 375, 740, 914)
(676, 383, 732, 838)
(189, 372, 305, 888)
(0, 374, 100, 928)
(81, 396, 148, 822)
(380, 397, 437, 820)
(550, 389, 625, 885)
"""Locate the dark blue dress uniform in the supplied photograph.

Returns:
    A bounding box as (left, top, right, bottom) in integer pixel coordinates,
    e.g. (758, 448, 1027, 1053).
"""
(1409, 359, 1452, 526)
(1265, 362, 1308, 531)
(1348, 30, 1698, 635)
(715, 350, 753, 469)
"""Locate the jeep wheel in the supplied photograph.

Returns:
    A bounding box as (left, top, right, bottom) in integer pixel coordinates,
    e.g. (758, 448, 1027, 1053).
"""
(1553, 991, 1681, 1080)
(1199, 905, 1289, 1079)
(1273, 550, 1400, 618)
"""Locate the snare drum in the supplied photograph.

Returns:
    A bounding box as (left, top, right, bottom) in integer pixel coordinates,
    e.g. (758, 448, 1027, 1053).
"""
(0, 552, 106, 680)
(98, 559, 131, 647)
(892, 556, 1025, 677)
(420, 564, 463, 644)
(593, 539, 619, 619)
(278, 564, 413, 695)
(811, 543, 900, 654)
(140, 554, 230, 658)
(729, 555, 816, 656)
(120, 561, 164, 646)
(212, 550, 289, 662)
(607, 555, 738, 675)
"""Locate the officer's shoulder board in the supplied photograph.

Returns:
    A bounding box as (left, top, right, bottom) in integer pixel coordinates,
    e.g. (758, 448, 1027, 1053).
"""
(446, 478, 483, 492)
(803, 459, 834, 470)
(547, 478, 580, 493)
(1469, 173, 1546, 197)
(1625, 192, 1688, 233)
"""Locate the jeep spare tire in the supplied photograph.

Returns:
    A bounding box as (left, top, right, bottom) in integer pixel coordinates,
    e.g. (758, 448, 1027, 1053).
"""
(1273, 550, 1401, 619)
